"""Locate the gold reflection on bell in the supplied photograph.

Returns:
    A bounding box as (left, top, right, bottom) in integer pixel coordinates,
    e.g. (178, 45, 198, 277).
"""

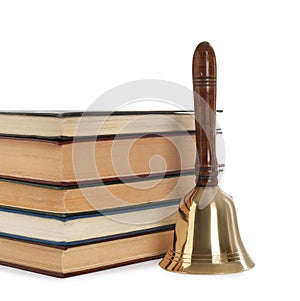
(159, 187, 254, 274)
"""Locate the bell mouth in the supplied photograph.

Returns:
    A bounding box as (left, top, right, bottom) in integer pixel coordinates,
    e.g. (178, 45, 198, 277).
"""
(159, 187, 255, 275)
(159, 248, 255, 274)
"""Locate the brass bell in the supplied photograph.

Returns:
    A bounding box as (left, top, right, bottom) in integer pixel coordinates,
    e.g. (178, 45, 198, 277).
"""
(159, 42, 254, 274)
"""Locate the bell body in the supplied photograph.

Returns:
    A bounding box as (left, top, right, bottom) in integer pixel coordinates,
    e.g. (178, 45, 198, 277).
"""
(159, 187, 254, 274)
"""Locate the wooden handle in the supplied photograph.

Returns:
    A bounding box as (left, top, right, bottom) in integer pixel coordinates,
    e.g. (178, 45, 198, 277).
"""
(192, 41, 218, 187)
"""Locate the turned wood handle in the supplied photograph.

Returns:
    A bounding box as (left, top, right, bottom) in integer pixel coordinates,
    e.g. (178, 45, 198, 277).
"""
(192, 41, 218, 187)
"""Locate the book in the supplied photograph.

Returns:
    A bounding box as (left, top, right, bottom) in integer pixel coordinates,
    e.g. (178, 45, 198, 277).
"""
(0, 228, 173, 277)
(0, 132, 197, 184)
(0, 201, 177, 246)
(0, 111, 195, 139)
(0, 171, 195, 214)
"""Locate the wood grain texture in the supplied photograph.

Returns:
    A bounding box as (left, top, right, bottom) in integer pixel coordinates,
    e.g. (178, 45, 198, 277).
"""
(192, 41, 219, 187)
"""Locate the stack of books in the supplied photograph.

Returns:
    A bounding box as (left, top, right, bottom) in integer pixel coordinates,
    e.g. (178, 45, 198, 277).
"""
(0, 111, 222, 277)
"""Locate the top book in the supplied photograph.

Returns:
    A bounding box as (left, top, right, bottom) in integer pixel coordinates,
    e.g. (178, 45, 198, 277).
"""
(0, 111, 196, 139)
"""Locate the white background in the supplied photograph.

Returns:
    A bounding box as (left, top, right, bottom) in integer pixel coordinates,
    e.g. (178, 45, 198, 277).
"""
(0, 1, 299, 300)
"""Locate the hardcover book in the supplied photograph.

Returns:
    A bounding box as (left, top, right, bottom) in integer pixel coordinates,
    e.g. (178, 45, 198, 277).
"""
(0, 111, 222, 277)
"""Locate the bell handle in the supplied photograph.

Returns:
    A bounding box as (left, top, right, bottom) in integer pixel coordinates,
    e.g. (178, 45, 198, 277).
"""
(192, 41, 219, 187)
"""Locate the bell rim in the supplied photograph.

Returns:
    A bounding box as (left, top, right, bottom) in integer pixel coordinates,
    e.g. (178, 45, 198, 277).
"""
(159, 256, 255, 275)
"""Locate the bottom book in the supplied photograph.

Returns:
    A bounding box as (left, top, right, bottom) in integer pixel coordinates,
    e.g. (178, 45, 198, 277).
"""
(0, 228, 173, 277)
